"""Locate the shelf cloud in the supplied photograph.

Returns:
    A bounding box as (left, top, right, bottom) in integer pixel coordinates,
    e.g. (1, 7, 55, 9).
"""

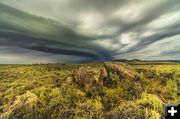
(0, 0, 180, 63)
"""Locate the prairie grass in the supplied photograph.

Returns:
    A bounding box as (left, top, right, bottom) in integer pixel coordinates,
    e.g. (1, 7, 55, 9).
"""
(0, 63, 179, 119)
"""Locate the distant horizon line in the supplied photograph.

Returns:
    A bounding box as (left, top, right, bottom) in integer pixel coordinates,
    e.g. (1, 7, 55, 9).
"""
(0, 59, 180, 65)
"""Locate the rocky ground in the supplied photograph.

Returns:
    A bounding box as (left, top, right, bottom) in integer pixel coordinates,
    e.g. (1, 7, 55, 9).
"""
(0, 62, 179, 119)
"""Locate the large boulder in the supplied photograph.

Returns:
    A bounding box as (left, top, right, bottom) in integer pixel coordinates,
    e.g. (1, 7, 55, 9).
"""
(75, 66, 107, 87)
(104, 62, 137, 79)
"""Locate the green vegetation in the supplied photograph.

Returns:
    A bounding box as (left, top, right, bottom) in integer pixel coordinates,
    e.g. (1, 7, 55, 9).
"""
(0, 62, 179, 119)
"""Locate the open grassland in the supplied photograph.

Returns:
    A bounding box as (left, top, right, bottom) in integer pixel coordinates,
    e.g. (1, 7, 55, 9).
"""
(0, 62, 179, 119)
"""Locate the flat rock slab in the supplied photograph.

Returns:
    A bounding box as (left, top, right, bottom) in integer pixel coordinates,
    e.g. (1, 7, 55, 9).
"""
(104, 62, 137, 79)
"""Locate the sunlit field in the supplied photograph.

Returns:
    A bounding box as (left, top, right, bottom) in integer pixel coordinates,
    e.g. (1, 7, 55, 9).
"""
(0, 62, 179, 119)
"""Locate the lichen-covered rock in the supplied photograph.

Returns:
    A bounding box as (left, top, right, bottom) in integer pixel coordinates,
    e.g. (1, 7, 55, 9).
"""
(75, 66, 107, 87)
(104, 62, 137, 79)
(97, 69, 107, 85)
(0, 91, 38, 119)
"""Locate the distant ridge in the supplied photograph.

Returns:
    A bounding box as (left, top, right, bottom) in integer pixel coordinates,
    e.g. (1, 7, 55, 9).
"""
(113, 59, 180, 62)
(146, 60, 180, 62)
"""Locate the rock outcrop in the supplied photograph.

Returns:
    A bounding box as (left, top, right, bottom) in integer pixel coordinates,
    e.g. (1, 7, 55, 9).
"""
(75, 62, 137, 88)
(75, 66, 108, 87)
(0, 91, 38, 119)
(104, 62, 137, 79)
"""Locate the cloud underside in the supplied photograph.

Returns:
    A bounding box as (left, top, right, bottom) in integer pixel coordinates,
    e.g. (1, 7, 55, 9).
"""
(0, 0, 180, 63)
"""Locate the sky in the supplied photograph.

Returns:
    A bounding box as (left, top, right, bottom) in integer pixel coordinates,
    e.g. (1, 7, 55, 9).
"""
(0, 0, 180, 64)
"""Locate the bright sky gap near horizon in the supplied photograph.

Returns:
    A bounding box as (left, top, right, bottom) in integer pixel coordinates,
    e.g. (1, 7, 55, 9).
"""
(0, 0, 180, 64)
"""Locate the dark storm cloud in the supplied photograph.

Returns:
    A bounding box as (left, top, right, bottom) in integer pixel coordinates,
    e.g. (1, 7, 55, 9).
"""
(0, 0, 180, 63)
(0, 29, 112, 60)
(0, 30, 95, 57)
(0, 2, 114, 60)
